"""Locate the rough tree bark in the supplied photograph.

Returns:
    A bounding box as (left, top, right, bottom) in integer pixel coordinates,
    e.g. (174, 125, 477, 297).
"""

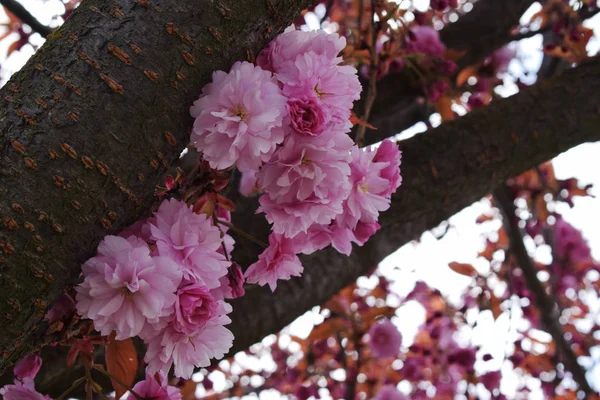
(0, 0, 314, 371)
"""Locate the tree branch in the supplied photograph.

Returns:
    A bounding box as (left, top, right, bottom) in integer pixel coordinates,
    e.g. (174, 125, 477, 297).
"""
(226, 55, 600, 359)
(0, 0, 53, 38)
(0, 0, 315, 373)
(493, 185, 595, 397)
(354, 0, 538, 145)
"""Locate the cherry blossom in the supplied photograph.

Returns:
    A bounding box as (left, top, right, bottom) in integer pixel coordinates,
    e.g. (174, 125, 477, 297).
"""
(190, 61, 287, 172)
(244, 233, 303, 291)
(76, 235, 182, 340)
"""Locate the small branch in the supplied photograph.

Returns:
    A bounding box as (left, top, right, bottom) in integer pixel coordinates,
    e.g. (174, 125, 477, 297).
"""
(493, 185, 595, 397)
(55, 377, 86, 400)
(216, 219, 268, 249)
(355, 0, 378, 147)
(0, 0, 53, 38)
(91, 365, 144, 400)
(320, 0, 334, 26)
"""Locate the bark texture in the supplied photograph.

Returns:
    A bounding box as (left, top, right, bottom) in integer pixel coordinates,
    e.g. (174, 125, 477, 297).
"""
(0, 0, 314, 371)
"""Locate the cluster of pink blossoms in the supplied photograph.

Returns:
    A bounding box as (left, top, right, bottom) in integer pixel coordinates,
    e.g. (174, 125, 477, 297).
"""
(76, 198, 242, 379)
(191, 28, 402, 291)
(0, 354, 49, 400)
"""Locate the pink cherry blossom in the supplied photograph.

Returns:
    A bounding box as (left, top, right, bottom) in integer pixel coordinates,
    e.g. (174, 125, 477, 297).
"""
(145, 301, 233, 379)
(257, 133, 353, 238)
(405, 26, 446, 58)
(76, 235, 182, 340)
(125, 371, 182, 400)
(150, 199, 230, 288)
(276, 51, 361, 125)
(0, 378, 50, 400)
(44, 293, 75, 325)
(224, 263, 246, 299)
(173, 282, 217, 335)
(239, 170, 259, 197)
(489, 45, 516, 75)
(294, 220, 380, 257)
(368, 319, 402, 358)
(244, 233, 303, 291)
(287, 97, 329, 137)
(13, 354, 42, 381)
(553, 217, 592, 263)
(257, 29, 347, 72)
(479, 370, 502, 393)
(337, 146, 393, 230)
(373, 385, 408, 400)
(373, 139, 402, 198)
(190, 61, 287, 172)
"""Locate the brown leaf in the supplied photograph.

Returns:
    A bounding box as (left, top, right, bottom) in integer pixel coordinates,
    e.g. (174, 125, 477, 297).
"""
(488, 294, 503, 320)
(448, 262, 477, 277)
(105, 333, 139, 399)
(456, 66, 478, 87)
(350, 111, 377, 130)
(435, 96, 455, 121)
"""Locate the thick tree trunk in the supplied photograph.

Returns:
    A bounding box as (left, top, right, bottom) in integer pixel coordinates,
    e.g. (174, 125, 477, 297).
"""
(0, 0, 314, 371)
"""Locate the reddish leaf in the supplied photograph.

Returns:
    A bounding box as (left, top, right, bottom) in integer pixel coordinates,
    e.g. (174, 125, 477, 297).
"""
(105, 333, 138, 399)
(67, 338, 94, 367)
(435, 96, 455, 121)
(350, 111, 377, 130)
(448, 262, 477, 277)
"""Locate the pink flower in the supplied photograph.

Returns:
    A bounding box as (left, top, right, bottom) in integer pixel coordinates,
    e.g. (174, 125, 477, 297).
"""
(13, 354, 42, 380)
(368, 319, 402, 358)
(554, 217, 592, 263)
(287, 97, 329, 137)
(239, 170, 259, 197)
(295, 220, 380, 256)
(75, 235, 182, 340)
(373, 139, 402, 198)
(173, 282, 217, 335)
(244, 233, 303, 291)
(225, 263, 245, 299)
(489, 46, 516, 75)
(277, 51, 361, 125)
(373, 385, 407, 400)
(0, 378, 50, 400)
(257, 29, 347, 72)
(479, 370, 502, 393)
(44, 293, 75, 325)
(190, 61, 287, 172)
(150, 199, 230, 288)
(405, 26, 446, 58)
(337, 146, 393, 230)
(145, 301, 233, 379)
(126, 371, 181, 400)
(257, 133, 353, 238)
(426, 79, 450, 102)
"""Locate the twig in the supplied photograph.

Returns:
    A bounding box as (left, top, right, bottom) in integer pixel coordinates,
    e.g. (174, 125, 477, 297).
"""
(0, 0, 53, 37)
(55, 377, 86, 400)
(355, 0, 379, 147)
(216, 219, 268, 248)
(91, 365, 145, 400)
(493, 184, 595, 398)
(320, 0, 334, 26)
